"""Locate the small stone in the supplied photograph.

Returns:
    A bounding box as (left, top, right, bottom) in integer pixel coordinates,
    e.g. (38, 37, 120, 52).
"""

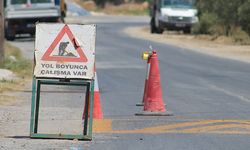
(9, 55, 17, 62)
(0, 69, 17, 80)
(73, 138, 79, 142)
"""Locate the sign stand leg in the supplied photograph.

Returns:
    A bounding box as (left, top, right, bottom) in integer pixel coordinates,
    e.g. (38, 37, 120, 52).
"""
(83, 83, 90, 135)
(88, 80, 94, 136)
(30, 77, 37, 135)
(34, 80, 41, 133)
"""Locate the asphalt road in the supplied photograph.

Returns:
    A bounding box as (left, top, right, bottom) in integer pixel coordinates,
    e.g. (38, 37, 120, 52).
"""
(87, 17, 250, 150)
(3, 9, 250, 150)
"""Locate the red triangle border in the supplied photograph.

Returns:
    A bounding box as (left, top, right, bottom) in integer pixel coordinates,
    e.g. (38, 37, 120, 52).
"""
(41, 25, 88, 62)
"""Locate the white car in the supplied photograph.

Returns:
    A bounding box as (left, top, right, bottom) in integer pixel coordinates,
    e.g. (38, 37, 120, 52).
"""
(150, 0, 198, 34)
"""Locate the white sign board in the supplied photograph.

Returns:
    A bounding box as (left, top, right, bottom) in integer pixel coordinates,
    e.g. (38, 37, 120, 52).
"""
(34, 23, 96, 79)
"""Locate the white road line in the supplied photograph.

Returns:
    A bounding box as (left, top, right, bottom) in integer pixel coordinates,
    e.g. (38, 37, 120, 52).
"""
(200, 78, 250, 103)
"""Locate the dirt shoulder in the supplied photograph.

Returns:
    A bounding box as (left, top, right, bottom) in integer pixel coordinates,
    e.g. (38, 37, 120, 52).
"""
(124, 26, 250, 63)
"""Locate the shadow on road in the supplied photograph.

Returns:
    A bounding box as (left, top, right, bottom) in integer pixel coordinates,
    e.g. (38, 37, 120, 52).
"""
(6, 34, 35, 42)
(13, 37, 35, 42)
(5, 136, 30, 139)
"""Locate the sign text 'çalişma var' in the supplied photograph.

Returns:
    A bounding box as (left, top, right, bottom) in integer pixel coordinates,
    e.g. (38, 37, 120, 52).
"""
(39, 63, 88, 76)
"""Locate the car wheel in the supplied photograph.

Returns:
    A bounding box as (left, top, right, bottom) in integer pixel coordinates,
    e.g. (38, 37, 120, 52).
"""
(150, 18, 157, 33)
(5, 35, 15, 41)
(156, 27, 164, 34)
(183, 27, 191, 34)
(5, 29, 15, 41)
(151, 17, 164, 34)
(155, 20, 164, 34)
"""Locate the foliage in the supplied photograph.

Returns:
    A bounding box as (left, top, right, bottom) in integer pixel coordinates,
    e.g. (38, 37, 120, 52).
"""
(192, 12, 218, 35)
(195, 0, 250, 42)
(238, 0, 250, 35)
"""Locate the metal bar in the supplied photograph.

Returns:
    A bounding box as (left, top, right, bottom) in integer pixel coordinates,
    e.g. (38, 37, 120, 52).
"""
(31, 133, 92, 141)
(30, 78, 37, 135)
(34, 80, 41, 133)
(82, 94, 88, 135)
(35, 77, 92, 81)
(40, 80, 89, 86)
(88, 79, 95, 138)
(83, 82, 90, 135)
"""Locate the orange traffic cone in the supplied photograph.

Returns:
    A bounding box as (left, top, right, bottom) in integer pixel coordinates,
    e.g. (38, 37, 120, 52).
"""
(136, 51, 173, 116)
(92, 72, 103, 119)
(82, 72, 103, 119)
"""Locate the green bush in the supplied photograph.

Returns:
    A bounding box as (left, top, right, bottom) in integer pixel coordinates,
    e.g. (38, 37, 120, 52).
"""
(192, 12, 217, 35)
(195, 0, 250, 43)
(238, 0, 250, 35)
(231, 27, 250, 45)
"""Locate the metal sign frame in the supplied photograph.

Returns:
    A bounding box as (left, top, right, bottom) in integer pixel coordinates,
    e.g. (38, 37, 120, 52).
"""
(29, 77, 94, 140)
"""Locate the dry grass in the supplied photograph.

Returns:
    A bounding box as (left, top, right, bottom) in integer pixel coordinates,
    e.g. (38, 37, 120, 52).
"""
(97, 3, 149, 15)
(73, 0, 149, 15)
(0, 79, 19, 105)
(0, 79, 26, 93)
(0, 42, 32, 105)
(73, 0, 97, 11)
(0, 95, 16, 105)
(0, 42, 32, 77)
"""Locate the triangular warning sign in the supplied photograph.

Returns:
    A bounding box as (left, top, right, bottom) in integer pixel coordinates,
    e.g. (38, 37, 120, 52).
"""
(41, 25, 88, 62)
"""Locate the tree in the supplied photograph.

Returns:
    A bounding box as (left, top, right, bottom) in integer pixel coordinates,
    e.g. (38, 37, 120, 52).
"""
(195, 0, 250, 36)
(0, 0, 4, 62)
(238, 0, 250, 35)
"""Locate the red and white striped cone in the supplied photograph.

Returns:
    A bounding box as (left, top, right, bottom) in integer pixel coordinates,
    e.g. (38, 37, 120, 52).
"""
(82, 72, 103, 119)
(92, 72, 103, 119)
(136, 57, 151, 106)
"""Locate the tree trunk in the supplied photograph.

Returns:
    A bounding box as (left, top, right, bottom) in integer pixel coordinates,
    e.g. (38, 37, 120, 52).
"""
(113, 0, 125, 5)
(95, 0, 106, 8)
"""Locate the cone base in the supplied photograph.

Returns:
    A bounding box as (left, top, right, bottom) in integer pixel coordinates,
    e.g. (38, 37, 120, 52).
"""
(135, 111, 173, 116)
(136, 103, 144, 106)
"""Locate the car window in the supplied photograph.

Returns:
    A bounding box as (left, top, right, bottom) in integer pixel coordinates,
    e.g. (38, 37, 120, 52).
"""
(31, 0, 52, 3)
(11, 0, 52, 4)
(11, 0, 27, 4)
(162, 0, 194, 8)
